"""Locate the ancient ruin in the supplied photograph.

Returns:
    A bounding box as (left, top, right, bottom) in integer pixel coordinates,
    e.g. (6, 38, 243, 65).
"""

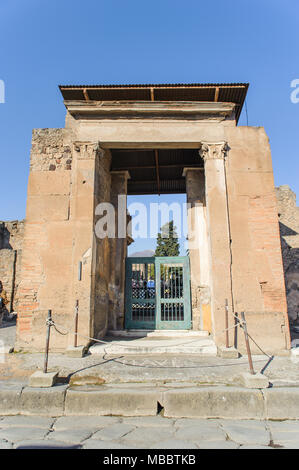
(276, 185, 299, 323)
(0, 83, 295, 355)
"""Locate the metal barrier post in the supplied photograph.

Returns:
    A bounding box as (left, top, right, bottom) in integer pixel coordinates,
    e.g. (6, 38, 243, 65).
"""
(74, 300, 79, 348)
(43, 309, 52, 374)
(225, 298, 229, 348)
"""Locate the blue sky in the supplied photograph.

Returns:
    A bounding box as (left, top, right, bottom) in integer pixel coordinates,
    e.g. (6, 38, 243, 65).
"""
(0, 0, 298, 254)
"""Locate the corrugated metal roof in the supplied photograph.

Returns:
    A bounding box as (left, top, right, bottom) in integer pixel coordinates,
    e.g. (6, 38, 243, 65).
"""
(59, 82, 249, 123)
(59, 82, 248, 88)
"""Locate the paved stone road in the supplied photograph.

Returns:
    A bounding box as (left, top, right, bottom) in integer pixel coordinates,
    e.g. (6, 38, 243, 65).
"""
(0, 415, 298, 449)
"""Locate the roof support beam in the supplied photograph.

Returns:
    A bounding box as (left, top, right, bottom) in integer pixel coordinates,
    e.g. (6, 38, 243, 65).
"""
(83, 88, 90, 101)
(214, 87, 220, 102)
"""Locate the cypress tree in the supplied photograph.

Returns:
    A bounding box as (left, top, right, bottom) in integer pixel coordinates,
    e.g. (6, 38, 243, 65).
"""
(155, 220, 180, 256)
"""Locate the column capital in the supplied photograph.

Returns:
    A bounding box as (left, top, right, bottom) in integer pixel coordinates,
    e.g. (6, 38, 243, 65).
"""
(199, 141, 228, 162)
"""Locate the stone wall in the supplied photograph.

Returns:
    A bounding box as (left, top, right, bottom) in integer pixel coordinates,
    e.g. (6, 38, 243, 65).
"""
(15, 128, 116, 351)
(16, 128, 75, 350)
(276, 185, 299, 323)
(3, 125, 298, 353)
(2, 184, 298, 338)
(0, 220, 24, 312)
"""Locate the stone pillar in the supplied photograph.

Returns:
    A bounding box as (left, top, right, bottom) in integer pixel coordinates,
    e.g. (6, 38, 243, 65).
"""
(183, 168, 212, 332)
(90, 146, 112, 339)
(199, 142, 233, 345)
(109, 171, 130, 330)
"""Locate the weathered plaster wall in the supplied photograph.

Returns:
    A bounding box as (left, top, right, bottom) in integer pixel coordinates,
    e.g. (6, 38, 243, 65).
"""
(16, 129, 74, 350)
(91, 146, 112, 338)
(15, 128, 115, 351)
(276, 185, 299, 323)
(224, 126, 290, 354)
(0, 220, 24, 312)
(184, 169, 212, 332)
(108, 172, 129, 331)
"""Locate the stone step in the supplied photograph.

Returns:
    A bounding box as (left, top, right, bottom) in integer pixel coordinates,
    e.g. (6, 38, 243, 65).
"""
(89, 337, 217, 356)
(2, 381, 299, 420)
(107, 329, 210, 338)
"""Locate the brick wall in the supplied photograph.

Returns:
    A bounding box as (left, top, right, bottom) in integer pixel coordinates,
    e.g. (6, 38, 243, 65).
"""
(16, 128, 74, 349)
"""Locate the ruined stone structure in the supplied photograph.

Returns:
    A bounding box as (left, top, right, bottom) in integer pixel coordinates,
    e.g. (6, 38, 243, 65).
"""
(276, 185, 299, 323)
(11, 83, 291, 354)
(0, 220, 24, 313)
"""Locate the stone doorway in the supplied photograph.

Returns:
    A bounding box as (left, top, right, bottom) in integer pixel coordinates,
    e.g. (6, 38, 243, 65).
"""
(15, 82, 290, 355)
(108, 147, 210, 335)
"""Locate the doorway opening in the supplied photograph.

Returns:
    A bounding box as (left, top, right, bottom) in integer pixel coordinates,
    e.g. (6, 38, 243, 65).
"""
(110, 147, 204, 331)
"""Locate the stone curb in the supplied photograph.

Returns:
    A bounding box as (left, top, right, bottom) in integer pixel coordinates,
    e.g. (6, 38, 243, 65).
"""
(1, 383, 299, 419)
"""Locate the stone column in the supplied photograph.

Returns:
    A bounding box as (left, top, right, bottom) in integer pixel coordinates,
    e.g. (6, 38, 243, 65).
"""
(183, 168, 212, 331)
(72, 143, 111, 343)
(199, 142, 233, 345)
(109, 171, 130, 330)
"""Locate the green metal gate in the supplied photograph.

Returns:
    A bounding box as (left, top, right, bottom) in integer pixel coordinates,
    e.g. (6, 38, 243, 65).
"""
(125, 256, 191, 330)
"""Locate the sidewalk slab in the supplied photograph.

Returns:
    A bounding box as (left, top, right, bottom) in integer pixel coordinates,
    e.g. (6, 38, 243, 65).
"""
(162, 387, 265, 419)
(65, 385, 162, 416)
(0, 415, 54, 428)
(0, 383, 24, 415)
(219, 420, 270, 446)
(264, 388, 299, 420)
(20, 384, 68, 416)
(0, 426, 48, 442)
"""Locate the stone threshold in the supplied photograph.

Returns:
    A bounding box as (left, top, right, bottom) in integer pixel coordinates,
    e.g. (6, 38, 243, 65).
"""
(89, 335, 217, 356)
(107, 329, 210, 338)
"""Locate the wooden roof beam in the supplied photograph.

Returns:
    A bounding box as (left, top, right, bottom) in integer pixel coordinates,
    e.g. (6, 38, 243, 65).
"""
(83, 88, 90, 101)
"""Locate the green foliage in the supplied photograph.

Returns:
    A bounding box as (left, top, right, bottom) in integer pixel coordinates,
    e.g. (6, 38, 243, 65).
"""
(155, 220, 180, 256)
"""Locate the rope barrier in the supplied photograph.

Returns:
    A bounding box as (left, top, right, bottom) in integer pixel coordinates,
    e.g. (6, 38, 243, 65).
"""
(44, 305, 273, 362)
(46, 316, 272, 360)
(47, 317, 208, 351)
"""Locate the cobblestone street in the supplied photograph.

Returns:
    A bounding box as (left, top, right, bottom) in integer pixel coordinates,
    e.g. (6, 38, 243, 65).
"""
(0, 415, 298, 449)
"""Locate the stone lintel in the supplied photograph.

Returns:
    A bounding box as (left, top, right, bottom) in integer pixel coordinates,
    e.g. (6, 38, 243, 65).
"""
(64, 100, 235, 119)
